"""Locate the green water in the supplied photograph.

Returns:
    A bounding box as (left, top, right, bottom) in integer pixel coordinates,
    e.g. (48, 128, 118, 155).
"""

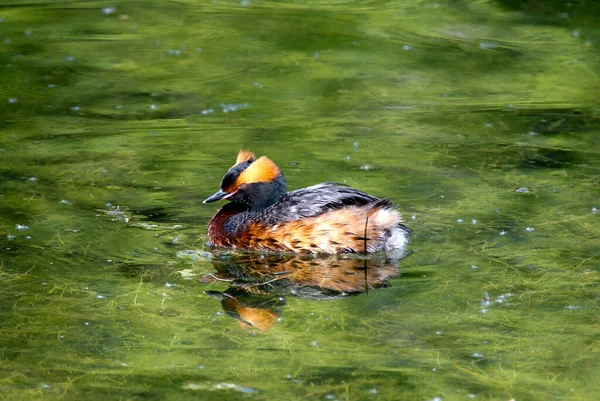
(1, 0, 599, 400)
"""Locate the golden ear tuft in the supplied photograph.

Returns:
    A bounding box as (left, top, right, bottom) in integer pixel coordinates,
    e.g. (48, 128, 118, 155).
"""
(235, 156, 281, 186)
(234, 149, 256, 166)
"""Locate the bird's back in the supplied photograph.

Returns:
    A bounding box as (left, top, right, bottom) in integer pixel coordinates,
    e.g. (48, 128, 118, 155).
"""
(227, 183, 409, 254)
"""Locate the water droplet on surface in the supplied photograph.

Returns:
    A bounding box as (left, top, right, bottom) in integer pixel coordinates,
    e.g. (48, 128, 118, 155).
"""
(16, 224, 30, 231)
(592, 207, 598, 213)
(402, 45, 412, 51)
(359, 165, 371, 171)
(102, 6, 116, 15)
(456, 218, 464, 223)
(479, 42, 498, 49)
(516, 187, 530, 193)
(525, 227, 535, 232)
(8, 97, 17, 104)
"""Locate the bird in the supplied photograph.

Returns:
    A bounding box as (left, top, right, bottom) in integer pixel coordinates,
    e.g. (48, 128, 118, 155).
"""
(204, 150, 411, 254)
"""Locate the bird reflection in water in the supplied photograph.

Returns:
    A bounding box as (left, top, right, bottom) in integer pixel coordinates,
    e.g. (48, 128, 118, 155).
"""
(201, 251, 403, 331)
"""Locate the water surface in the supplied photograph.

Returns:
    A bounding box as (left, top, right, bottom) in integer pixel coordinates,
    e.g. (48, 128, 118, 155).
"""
(1, 1, 599, 400)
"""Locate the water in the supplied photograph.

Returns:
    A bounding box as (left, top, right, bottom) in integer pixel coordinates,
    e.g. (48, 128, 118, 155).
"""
(1, 1, 599, 400)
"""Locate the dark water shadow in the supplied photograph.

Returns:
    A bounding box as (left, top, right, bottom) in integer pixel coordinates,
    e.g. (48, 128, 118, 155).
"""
(201, 251, 404, 331)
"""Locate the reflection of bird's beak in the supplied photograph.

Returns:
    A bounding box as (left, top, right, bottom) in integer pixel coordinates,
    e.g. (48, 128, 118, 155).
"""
(204, 290, 234, 300)
(203, 189, 230, 203)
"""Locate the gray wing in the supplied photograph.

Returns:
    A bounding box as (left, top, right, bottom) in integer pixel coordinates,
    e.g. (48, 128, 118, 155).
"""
(254, 183, 382, 226)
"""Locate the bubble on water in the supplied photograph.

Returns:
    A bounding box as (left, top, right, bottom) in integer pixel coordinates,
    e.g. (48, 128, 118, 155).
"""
(8, 97, 17, 104)
(253, 81, 263, 88)
(402, 45, 412, 51)
(368, 388, 378, 395)
(565, 305, 584, 310)
(314, 51, 320, 58)
(220, 103, 248, 113)
(359, 165, 371, 171)
(150, 104, 159, 110)
(7, 233, 15, 240)
(71, 105, 81, 111)
(165, 282, 177, 288)
(96, 295, 105, 299)
(41, 383, 52, 389)
(479, 42, 498, 49)
(201, 108, 214, 115)
(472, 353, 483, 359)
(240, 0, 250, 6)
(516, 187, 530, 193)
(525, 227, 535, 232)
(16, 224, 30, 231)
(499, 230, 507, 236)
(325, 395, 336, 400)
(471, 265, 478, 269)
(65, 55, 74, 62)
(456, 218, 464, 223)
(573, 30, 579, 38)
(435, 331, 442, 335)
(166, 49, 181, 56)
(411, 215, 416, 220)
(102, 7, 116, 15)
(527, 131, 537, 136)
(310, 340, 318, 347)
(471, 219, 477, 225)
(24, 29, 32, 36)
(196, 48, 203, 53)
(592, 207, 598, 213)
(25, 236, 32, 240)
(353, 141, 359, 149)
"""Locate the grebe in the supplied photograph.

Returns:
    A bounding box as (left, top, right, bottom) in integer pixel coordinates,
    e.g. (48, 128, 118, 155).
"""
(204, 150, 410, 254)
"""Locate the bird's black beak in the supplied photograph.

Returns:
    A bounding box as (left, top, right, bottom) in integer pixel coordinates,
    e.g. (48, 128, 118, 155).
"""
(203, 189, 229, 203)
